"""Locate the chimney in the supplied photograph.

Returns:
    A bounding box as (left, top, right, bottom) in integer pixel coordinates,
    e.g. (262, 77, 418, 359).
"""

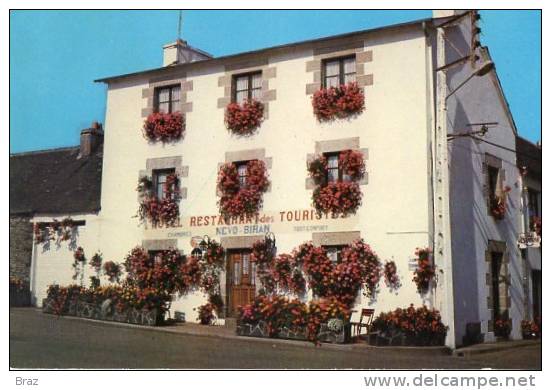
(162, 38, 212, 67)
(433, 10, 468, 18)
(79, 121, 104, 158)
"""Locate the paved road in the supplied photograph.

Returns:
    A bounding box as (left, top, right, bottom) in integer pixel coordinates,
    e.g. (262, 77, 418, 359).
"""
(9, 308, 541, 369)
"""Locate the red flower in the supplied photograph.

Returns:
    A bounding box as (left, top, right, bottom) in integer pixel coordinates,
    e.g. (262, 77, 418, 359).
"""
(225, 99, 264, 136)
(312, 82, 365, 122)
(137, 173, 181, 228)
(142, 111, 184, 142)
(312, 181, 362, 217)
(412, 248, 435, 294)
(217, 160, 270, 218)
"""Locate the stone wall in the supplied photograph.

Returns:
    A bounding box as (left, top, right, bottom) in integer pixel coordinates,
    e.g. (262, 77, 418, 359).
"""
(9, 214, 33, 283)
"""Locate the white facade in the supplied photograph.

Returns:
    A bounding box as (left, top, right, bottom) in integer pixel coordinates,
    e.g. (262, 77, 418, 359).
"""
(29, 12, 535, 348)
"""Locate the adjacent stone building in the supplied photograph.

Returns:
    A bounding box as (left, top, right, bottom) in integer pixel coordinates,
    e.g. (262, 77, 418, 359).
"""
(9, 125, 104, 302)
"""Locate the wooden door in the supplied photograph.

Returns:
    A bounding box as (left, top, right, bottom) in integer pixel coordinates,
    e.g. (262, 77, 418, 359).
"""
(229, 251, 256, 316)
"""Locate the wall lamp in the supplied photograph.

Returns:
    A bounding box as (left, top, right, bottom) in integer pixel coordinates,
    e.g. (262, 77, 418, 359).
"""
(445, 60, 495, 100)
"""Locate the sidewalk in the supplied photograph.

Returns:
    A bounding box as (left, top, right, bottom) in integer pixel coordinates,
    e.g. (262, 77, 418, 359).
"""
(21, 308, 539, 356)
(453, 339, 541, 357)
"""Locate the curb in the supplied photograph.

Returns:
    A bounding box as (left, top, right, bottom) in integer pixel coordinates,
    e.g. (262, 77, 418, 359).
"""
(453, 340, 541, 357)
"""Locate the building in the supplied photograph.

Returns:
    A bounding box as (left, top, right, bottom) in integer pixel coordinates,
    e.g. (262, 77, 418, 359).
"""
(23, 10, 540, 348)
(516, 136, 542, 322)
(10, 125, 104, 305)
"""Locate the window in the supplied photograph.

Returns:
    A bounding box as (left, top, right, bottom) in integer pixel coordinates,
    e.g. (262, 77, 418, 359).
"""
(148, 250, 163, 266)
(527, 188, 540, 217)
(155, 85, 181, 113)
(323, 245, 346, 263)
(191, 248, 203, 260)
(323, 56, 356, 88)
(233, 72, 262, 103)
(487, 165, 499, 198)
(490, 251, 507, 321)
(236, 162, 248, 189)
(153, 168, 176, 200)
(324, 153, 352, 184)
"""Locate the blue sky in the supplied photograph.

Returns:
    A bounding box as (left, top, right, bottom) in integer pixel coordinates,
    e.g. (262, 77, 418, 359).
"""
(9, 10, 541, 153)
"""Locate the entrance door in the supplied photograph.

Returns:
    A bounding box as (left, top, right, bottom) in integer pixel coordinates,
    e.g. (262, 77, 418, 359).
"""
(532, 270, 541, 320)
(228, 251, 256, 316)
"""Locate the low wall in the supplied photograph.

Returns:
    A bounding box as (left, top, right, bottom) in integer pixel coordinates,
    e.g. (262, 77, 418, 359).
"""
(236, 320, 350, 344)
(42, 298, 162, 326)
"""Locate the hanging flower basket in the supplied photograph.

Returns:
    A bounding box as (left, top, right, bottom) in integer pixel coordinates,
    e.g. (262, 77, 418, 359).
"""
(217, 160, 270, 218)
(312, 82, 365, 122)
(225, 99, 264, 136)
(142, 112, 185, 142)
(412, 248, 435, 294)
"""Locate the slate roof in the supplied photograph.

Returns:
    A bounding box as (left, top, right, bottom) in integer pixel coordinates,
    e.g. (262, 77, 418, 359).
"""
(516, 136, 542, 181)
(10, 146, 103, 215)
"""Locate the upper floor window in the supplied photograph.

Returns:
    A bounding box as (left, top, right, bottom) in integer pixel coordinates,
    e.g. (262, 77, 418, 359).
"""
(325, 153, 352, 183)
(323, 56, 356, 88)
(487, 165, 500, 199)
(233, 72, 262, 103)
(323, 245, 346, 263)
(236, 161, 248, 189)
(527, 188, 540, 217)
(155, 85, 181, 113)
(153, 168, 176, 200)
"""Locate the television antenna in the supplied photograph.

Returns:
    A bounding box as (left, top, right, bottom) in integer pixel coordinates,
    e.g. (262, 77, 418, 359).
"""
(177, 10, 183, 40)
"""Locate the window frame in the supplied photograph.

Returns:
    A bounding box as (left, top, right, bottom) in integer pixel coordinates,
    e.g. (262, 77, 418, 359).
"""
(152, 168, 176, 200)
(235, 160, 249, 189)
(487, 165, 500, 199)
(527, 188, 540, 217)
(322, 55, 356, 88)
(232, 72, 262, 103)
(323, 244, 346, 264)
(154, 85, 181, 114)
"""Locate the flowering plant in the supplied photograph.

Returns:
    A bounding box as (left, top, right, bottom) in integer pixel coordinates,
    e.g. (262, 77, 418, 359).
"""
(312, 181, 362, 217)
(217, 160, 270, 218)
(521, 319, 541, 339)
(72, 247, 86, 284)
(307, 155, 328, 186)
(103, 261, 122, 283)
(238, 295, 308, 336)
(494, 317, 512, 339)
(308, 150, 365, 217)
(33, 217, 75, 246)
(312, 82, 365, 122)
(490, 186, 511, 220)
(89, 252, 103, 274)
(196, 303, 217, 325)
(137, 173, 181, 228)
(224, 99, 264, 136)
(531, 216, 542, 237)
(306, 297, 351, 345)
(292, 239, 383, 308)
(383, 260, 401, 291)
(412, 247, 435, 294)
(197, 239, 226, 296)
(143, 111, 184, 142)
(371, 304, 448, 345)
(10, 276, 27, 292)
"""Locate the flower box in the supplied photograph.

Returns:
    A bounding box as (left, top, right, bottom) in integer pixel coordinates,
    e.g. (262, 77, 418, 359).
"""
(312, 82, 365, 122)
(142, 112, 184, 142)
(224, 99, 264, 136)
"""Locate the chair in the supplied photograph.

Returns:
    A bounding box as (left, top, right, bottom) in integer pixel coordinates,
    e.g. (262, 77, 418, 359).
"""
(350, 308, 375, 338)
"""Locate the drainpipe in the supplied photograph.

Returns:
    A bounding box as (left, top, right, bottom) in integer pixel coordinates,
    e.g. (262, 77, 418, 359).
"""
(434, 24, 456, 348)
